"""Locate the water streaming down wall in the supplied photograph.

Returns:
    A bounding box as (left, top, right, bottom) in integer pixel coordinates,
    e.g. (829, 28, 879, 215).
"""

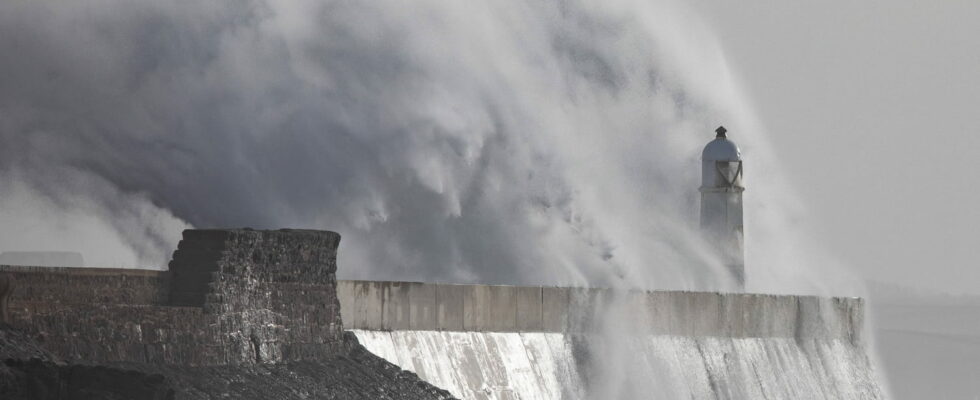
(338, 280, 885, 399)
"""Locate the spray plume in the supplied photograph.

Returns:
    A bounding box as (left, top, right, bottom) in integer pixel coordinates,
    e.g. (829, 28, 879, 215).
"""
(0, 0, 860, 295)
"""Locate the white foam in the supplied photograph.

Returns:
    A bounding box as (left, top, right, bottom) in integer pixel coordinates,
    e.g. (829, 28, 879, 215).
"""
(353, 330, 884, 400)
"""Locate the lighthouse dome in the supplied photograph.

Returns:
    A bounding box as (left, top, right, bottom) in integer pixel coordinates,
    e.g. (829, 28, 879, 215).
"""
(701, 126, 744, 189)
(702, 138, 741, 161)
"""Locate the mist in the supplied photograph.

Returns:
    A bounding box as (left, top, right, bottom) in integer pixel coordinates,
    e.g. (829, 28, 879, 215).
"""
(0, 0, 860, 295)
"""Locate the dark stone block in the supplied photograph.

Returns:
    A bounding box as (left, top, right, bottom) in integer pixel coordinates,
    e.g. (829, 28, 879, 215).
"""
(0, 229, 455, 399)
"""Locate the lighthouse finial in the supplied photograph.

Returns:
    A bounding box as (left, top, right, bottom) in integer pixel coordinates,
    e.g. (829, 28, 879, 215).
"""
(715, 126, 727, 138)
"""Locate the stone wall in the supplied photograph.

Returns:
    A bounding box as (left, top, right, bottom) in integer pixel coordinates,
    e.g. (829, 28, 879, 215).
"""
(337, 280, 864, 342)
(2, 266, 168, 306)
(0, 229, 347, 367)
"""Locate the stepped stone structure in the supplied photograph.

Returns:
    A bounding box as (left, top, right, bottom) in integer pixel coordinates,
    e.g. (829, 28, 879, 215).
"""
(0, 229, 453, 399)
(2, 229, 346, 366)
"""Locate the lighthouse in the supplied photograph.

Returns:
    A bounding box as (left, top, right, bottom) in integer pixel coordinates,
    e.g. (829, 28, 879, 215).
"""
(700, 126, 745, 288)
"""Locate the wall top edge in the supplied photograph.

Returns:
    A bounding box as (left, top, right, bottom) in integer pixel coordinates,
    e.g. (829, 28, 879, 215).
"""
(0, 265, 167, 277)
(337, 279, 864, 302)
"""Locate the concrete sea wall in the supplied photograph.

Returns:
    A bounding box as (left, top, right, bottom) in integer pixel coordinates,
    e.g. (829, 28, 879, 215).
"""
(336, 280, 863, 339)
(337, 280, 884, 399)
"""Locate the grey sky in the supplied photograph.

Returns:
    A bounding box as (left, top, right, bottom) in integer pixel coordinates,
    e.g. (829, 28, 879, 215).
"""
(692, 0, 980, 294)
(0, 0, 973, 296)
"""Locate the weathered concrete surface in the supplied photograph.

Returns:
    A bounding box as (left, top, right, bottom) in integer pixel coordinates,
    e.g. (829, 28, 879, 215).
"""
(339, 281, 884, 400)
(337, 280, 865, 340)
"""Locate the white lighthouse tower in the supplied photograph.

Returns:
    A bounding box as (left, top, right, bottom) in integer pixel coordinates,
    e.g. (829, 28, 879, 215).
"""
(700, 126, 745, 288)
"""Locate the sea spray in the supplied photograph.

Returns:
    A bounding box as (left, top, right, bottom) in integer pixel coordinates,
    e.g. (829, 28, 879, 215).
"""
(0, 0, 807, 291)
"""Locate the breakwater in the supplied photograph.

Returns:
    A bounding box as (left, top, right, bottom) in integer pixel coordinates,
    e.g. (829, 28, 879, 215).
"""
(0, 229, 885, 399)
(337, 280, 884, 399)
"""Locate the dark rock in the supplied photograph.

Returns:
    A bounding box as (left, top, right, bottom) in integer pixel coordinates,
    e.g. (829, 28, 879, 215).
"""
(0, 229, 459, 399)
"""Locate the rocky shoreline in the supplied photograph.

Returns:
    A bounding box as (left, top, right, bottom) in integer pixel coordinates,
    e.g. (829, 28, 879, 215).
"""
(0, 229, 458, 399)
(1, 326, 454, 400)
